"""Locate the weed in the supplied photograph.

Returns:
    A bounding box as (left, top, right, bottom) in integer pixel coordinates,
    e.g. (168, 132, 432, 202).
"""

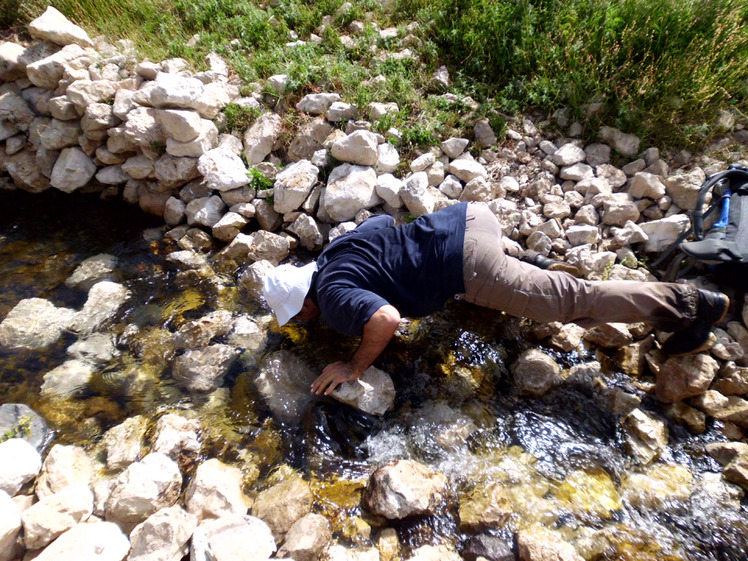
(0, 416, 32, 443)
(222, 103, 261, 132)
(247, 167, 273, 191)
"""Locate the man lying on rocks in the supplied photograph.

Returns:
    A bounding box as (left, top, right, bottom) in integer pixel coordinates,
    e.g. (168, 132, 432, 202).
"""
(262, 201, 730, 395)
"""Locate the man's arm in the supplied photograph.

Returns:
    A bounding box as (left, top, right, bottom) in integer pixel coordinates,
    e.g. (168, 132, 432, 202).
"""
(311, 304, 401, 395)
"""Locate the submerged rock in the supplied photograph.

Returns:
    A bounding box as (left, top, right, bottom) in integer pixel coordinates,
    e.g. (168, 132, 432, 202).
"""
(276, 512, 332, 561)
(254, 350, 318, 423)
(0, 298, 76, 351)
(363, 459, 447, 519)
(330, 366, 396, 416)
(251, 476, 313, 539)
(0, 404, 54, 453)
(171, 344, 240, 393)
(185, 458, 252, 520)
(511, 349, 560, 397)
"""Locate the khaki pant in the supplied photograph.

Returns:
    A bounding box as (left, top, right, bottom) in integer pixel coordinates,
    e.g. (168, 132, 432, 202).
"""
(461, 204, 697, 331)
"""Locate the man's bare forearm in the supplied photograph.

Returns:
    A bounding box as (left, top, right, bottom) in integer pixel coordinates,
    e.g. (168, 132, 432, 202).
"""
(349, 304, 401, 375)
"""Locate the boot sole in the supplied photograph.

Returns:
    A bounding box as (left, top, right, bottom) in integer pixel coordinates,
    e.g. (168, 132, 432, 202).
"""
(667, 294, 730, 357)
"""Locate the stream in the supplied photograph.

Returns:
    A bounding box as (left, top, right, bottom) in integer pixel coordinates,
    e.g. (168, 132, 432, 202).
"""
(1, 189, 747, 561)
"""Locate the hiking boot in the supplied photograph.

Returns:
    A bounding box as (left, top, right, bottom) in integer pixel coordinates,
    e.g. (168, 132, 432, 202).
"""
(523, 252, 582, 277)
(661, 289, 730, 356)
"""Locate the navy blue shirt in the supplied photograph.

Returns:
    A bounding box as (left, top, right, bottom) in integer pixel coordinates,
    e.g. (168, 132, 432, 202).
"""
(310, 203, 468, 336)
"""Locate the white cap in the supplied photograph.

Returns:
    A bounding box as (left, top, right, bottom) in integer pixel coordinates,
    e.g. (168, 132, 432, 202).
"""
(262, 262, 317, 326)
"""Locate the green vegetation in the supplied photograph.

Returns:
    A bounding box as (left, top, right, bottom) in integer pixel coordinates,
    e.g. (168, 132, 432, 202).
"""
(222, 103, 261, 133)
(247, 167, 273, 191)
(0, 415, 32, 443)
(10, 0, 748, 149)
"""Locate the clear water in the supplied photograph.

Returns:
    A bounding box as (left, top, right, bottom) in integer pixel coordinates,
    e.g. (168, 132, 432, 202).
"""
(1, 189, 746, 560)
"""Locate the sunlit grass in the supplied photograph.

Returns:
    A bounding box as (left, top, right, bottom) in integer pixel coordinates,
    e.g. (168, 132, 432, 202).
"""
(9, 0, 748, 149)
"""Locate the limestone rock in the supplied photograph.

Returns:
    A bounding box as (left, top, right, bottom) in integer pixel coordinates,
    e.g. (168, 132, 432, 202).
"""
(185, 458, 251, 521)
(172, 344, 240, 393)
(583, 323, 632, 348)
(105, 452, 182, 533)
(238, 260, 275, 300)
(638, 215, 690, 252)
(330, 130, 379, 166)
(0, 298, 76, 351)
(185, 196, 226, 228)
(405, 544, 462, 561)
(551, 144, 586, 166)
(219, 231, 290, 265)
(458, 482, 512, 532)
(652, 353, 719, 403)
(599, 126, 640, 157)
(191, 515, 276, 561)
(622, 408, 667, 465)
(251, 477, 313, 538)
(629, 172, 666, 200)
(448, 159, 487, 183)
(664, 168, 706, 210)
(21, 484, 93, 550)
(50, 147, 97, 193)
(0, 404, 54, 454)
(0, 490, 22, 561)
(331, 366, 396, 416)
(376, 142, 400, 174)
(518, 525, 584, 561)
(690, 391, 748, 427)
(511, 349, 560, 397)
(40, 359, 95, 398)
(197, 148, 249, 192)
(363, 459, 447, 519)
(151, 414, 202, 462)
(255, 351, 318, 424)
(0, 41, 25, 81)
(69, 281, 130, 335)
(36, 444, 96, 499)
(287, 214, 324, 251)
(29, 6, 93, 47)
(441, 138, 469, 159)
(620, 463, 694, 509)
(273, 160, 320, 214)
(376, 173, 404, 208)
(128, 505, 198, 561)
(296, 93, 341, 115)
(0, 439, 42, 496)
(401, 171, 435, 216)
(243, 113, 282, 166)
(276, 513, 331, 561)
(324, 164, 380, 221)
(102, 416, 148, 471)
(33, 521, 129, 561)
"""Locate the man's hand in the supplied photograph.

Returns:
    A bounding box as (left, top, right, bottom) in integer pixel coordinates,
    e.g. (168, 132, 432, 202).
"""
(311, 304, 400, 396)
(311, 361, 360, 395)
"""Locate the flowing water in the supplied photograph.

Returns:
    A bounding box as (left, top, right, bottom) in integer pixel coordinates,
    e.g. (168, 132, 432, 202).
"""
(1, 190, 747, 560)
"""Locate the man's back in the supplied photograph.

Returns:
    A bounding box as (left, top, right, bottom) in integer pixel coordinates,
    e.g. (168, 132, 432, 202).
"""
(310, 203, 468, 335)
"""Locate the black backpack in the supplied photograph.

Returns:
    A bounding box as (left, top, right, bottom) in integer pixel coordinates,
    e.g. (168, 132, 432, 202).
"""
(654, 164, 748, 282)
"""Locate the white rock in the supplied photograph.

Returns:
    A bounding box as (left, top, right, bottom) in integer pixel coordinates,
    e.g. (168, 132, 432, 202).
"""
(448, 159, 487, 183)
(376, 142, 400, 174)
(401, 171, 435, 216)
(191, 515, 276, 561)
(50, 147, 97, 193)
(105, 453, 182, 532)
(511, 349, 560, 397)
(599, 126, 640, 157)
(411, 152, 436, 173)
(0, 439, 42, 496)
(22, 484, 93, 550)
(151, 414, 202, 462)
(287, 214, 324, 251)
(0, 92, 35, 130)
(327, 101, 359, 122)
(376, 173, 404, 208)
(638, 215, 690, 253)
(193, 82, 239, 119)
(0, 298, 76, 351)
(324, 164, 380, 221)
(128, 505, 197, 561)
(0, 41, 25, 81)
(96, 165, 130, 185)
(566, 224, 600, 246)
(158, 109, 203, 142)
(66, 79, 116, 109)
(243, 113, 283, 165)
(331, 366, 396, 415)
(197, 147, 249, 191)
(560, 162, 594, 181)
(38, 119, 81, 150)
(40, 359, 95, 398)
(212, 212, 248, 242)
(70, 281, 130, 335)
(0, 490, 21, 561)
(185, 196, 227, 228)
(185, 459, 251, 520)
(29, 6, 93, 47)
(36, 445, 96, 499)
(629, 172, 666, 199)
(33, 521, 129, 561)
(273, 160, 320, 214)
(122, 155, 154, 180)
(551, 144, 586, 166)
(369, 102, 399, 120)
(146, 72, 205, 109)
(439, 174, 463, 199)
(330, 130, 379, 166)
(440, 138, 469, 159)
(296, 93, 341, 115)
(164, 197, 186, 226)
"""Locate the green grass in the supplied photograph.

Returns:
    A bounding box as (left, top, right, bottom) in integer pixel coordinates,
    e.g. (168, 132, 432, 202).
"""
(9, 0, 748, 150)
